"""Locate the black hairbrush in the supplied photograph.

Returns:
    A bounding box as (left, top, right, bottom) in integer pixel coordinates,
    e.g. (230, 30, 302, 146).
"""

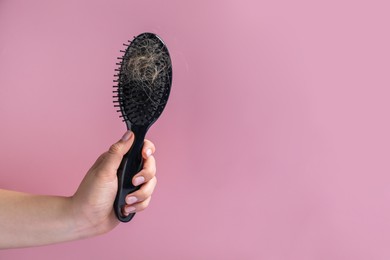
(113, 32, 172, 222)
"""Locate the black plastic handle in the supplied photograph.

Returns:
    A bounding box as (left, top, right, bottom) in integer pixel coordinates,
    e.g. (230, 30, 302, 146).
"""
(114, 128, 146, 222)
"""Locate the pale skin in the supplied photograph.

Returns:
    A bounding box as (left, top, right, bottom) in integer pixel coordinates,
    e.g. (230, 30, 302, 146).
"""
(0, 131, 157, 249)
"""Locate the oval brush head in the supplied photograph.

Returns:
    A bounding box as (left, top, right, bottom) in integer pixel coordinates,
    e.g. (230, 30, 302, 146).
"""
(116, 33, 172, 127)
(113, 32, 172, 222)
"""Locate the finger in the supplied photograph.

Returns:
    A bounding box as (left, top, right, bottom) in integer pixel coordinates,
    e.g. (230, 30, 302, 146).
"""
(126, 176, 157, 204)
(142, 139, 156, 159)
(132, 155, 156, 186)
(123, 196, 152, 215)
(101, 131, 134, 172)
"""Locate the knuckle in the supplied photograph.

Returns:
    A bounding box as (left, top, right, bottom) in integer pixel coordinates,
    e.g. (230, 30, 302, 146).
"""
(141, 169, 152, 179)
(108, 143, 121, 154)
(145, 164, 157, 177)
(144, 140, 155, 151)
(139, 198, 151, 211)
(144, 197, 151, 207)
(90, 153, 108, 171)
(97, 152, 108, 162)
(137, 189, 149, 199)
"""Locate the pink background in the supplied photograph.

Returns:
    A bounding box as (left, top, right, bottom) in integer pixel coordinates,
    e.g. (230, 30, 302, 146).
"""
(1, 0, 390, 259)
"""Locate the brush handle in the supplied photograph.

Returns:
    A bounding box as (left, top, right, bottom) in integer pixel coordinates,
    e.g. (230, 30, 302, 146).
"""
(114, 128, 146, 222)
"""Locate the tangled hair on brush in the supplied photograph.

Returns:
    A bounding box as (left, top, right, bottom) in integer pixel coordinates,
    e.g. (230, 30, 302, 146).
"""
(125, 38, 170, 84)
(122, 36, 171, 106)
(117, 33, 172, 125)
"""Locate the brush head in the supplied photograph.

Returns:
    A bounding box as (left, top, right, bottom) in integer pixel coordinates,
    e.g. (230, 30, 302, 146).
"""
(114, 32, 172, 128)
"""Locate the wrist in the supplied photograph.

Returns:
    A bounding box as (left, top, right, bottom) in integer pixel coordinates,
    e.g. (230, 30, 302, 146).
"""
(68, 195, 118, 240)
(68, 195, 96, 240)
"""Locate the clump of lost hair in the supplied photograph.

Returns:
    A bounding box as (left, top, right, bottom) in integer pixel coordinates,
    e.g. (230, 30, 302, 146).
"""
(124, 37, 171, 91)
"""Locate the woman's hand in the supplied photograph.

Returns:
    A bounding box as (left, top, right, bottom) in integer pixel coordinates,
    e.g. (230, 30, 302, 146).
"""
(71, 131, 157, 238)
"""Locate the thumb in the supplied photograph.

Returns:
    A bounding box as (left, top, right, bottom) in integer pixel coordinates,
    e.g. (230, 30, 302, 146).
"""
(98, 131, 135, 174)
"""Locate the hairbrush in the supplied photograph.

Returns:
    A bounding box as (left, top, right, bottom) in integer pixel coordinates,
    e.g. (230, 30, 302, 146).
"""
(113, 32, 172, 222)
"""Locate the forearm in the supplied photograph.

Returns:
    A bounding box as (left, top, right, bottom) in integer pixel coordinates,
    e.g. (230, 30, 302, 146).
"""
(0, 189, 82, 249)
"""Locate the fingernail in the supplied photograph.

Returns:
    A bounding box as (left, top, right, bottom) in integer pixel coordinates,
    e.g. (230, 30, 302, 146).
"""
(134, 176, 145, 186)
(126, 196, 138, 205)
(121, 131, 132, 141)
(124, 206, 136, 214)
(146, 148, 152, 157)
